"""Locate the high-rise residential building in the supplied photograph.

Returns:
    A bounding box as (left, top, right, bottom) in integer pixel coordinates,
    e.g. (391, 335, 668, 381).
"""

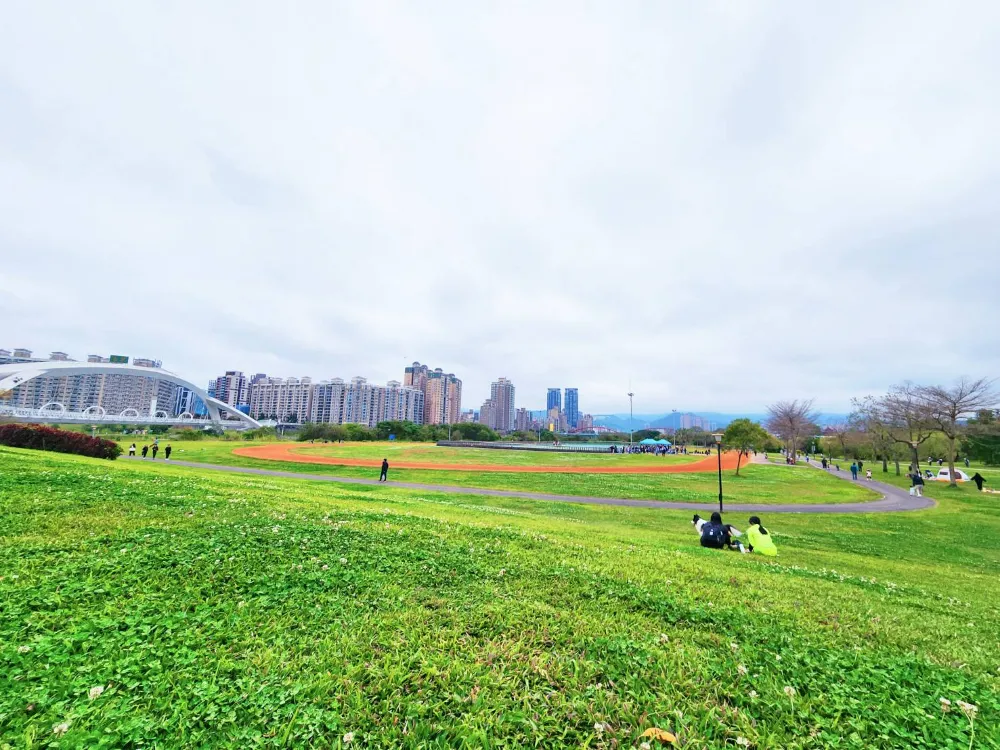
(310, 378, 346, 424)
(405, 362, 461, 424)
(459, 409, 476, 423)
(342, 376, 381, 426)
(479, 399, 496, 429)
(490, 377, 515, 433)
(578, 413, 594, 430)
(547, 406, 566, 433)
(247, 376, 313, 422)
(211, 371, 249, 408)
(380, 380, 425, 424)
(564, 388, 579, 428)
(515, 407, 531, 432)
(546, 388, 561, 412)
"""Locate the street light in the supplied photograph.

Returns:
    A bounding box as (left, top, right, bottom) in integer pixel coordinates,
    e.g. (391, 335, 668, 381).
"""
(628, 391, 634, 447)
(713, 432, 724, 513)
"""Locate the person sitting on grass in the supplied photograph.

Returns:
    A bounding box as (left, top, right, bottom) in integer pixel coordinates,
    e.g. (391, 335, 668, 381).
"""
(693, 512, 746, 553)
(746, 516, 778, 556)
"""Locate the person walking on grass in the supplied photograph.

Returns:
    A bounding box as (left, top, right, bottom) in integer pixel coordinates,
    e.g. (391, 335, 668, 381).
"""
(128, 443, 136, 457)
(972, 472, 986, 492)
(164, 444, 172, 460)
(151, 444, 159, 459)
(850, 462, 858, 480)
(379, 458, 389, 482)
(965, 457, 971, 468)
(141, 444, 149, 458)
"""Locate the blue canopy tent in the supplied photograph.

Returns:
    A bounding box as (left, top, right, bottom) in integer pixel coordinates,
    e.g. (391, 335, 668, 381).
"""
(656, 439, 672, 446)
(639, 438, 658, 445)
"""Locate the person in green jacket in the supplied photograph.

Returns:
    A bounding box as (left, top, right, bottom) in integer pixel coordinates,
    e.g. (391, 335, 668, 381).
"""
(746, 516, 778, 557)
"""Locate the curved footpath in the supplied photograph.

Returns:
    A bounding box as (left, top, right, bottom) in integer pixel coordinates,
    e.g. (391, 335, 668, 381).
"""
(126, 456, 935, 514)
(232, 443, 744, 473)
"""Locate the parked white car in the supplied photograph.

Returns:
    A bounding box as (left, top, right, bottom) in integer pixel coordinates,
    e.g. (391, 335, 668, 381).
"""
(928, 468, 970, 482)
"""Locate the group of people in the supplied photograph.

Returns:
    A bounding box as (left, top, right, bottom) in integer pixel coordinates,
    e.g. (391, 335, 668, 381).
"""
(692, 512, 778, 556)
(127, 441, 172, 460)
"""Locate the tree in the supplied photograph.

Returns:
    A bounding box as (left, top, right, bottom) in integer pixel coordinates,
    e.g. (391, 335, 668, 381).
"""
(722, 418, 768, 476)
(963, 409, 1000, 465)
(875, 383, 937, 475)
(917, 378, 998, 486)
(764, 399, 819, 462)
(849, 397, 899, 473)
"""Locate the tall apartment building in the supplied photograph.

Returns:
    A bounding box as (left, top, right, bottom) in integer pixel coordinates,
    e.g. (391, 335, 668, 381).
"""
(211, 371, 249, 408)
(380, 380, 425, 424)
(342, 377, 380, 426)
(247, 376, 314, 422)
(546, 388, 561, 412)
(490, 377, 515, 433)
(404, 361, 462, 424)
(564, 388, 579, 428)
(515, 407, 531, 432)
(479, 399, 496, 429)
(310, 378, 346, 423)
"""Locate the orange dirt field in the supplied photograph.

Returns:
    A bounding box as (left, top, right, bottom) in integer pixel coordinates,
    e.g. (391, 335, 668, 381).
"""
(233, 444, 746, 474)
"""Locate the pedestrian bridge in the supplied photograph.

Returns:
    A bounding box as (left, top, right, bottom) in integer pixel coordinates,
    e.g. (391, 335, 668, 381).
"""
(0, 361, 259, 429)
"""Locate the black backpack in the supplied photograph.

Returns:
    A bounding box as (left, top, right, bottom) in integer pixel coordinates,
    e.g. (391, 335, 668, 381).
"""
(701, 523, 727, 549)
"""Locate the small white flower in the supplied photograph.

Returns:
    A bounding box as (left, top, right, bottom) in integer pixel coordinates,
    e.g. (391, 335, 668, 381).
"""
(88, 685, 105, 700)
(956, 700, 978, 720)
(775, 654, 781, 661)
(640, 743, 652, 750)
(120, 548, 127, 554)
(322, 564, 329, 570)
(52, 721, 71, 736)
(737, 664, 748, 676)
(783, 685, 796, 698)
(748, 690, 758, 699)
(18, 645, 30, 653)
(730, 642, 739, 652)
(237, 601, 246, 608)
(658, 633, 669, 643)
(940, 697, 952, 713)
(343, 731, 355, 744)
(593, 722, 604, 735)
(736, 738, 750, 747)
(340, 557, 348, 565)
(498, 569, 506, 577)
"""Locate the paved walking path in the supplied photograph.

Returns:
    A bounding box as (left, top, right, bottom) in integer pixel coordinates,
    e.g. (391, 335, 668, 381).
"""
(126, 457, 934, 514)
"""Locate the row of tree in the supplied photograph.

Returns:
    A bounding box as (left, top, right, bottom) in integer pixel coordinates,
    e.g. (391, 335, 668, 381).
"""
(297, 421, 502, 443)
(764, 378, 998, 487)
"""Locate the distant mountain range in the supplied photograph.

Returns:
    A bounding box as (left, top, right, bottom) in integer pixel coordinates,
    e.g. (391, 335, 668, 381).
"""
(593, 411, 849, 431)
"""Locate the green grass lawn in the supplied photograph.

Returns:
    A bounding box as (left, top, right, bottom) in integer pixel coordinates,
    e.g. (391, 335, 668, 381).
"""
(2, 446, 998, 748)
(289, 441, 705, 467)
(143, 441, 877, 505)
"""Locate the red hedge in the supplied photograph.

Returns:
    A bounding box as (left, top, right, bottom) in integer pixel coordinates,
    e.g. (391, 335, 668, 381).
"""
(0, 424, 122, 460)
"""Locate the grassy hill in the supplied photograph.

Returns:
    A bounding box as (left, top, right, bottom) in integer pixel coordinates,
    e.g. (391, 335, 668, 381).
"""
(1, 447, 998, 748)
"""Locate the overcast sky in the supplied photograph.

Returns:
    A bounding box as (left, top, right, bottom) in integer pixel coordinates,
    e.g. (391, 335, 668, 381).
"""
(2, 2, 999, 415)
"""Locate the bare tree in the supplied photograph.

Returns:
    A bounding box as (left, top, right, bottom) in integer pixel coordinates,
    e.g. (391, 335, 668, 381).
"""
(917, 378, 998, 486)
(850, 396, 899, 473)
(879, 383, 936, 474)
(765, 399, 819, 462)
(826, 422, 853, 460)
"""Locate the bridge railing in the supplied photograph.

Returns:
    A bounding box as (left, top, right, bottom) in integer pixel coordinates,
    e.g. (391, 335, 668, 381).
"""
(436, 440, 621, 453)
(0, 404, 248, 428)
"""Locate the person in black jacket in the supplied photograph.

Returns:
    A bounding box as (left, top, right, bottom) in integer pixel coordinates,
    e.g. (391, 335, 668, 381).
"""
(379, 458, 389, 482)
(693, 512, 745, 552)
(971, 472, 986, 492)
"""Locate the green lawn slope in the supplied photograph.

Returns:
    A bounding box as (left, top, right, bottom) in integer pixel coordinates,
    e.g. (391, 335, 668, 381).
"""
(2, 447, 998, 748)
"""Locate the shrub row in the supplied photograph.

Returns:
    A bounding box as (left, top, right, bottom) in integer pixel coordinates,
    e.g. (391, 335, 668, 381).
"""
(0, 424, 122, 460)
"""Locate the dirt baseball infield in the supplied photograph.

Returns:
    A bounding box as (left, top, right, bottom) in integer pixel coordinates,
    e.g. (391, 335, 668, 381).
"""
(232, 443, 746, 474)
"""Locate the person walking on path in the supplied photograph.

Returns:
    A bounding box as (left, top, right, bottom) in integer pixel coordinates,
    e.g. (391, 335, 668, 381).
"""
(164, 444, 172, 460)
(971, 472, 987, 492)
(821, 457, 828, 469)
(379, 458, 389, 482)
(865, 468, 873, 481)
(850, 462, 859, 480)
(128, 443, 136, 457)
(141, 445, 149, 458)
(151, 444, 159, 459)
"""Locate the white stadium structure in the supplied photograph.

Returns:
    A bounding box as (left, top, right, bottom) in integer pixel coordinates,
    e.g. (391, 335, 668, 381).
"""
(0, 361, 259, 429)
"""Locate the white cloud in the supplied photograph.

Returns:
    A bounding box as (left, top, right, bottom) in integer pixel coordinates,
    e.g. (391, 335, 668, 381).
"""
(2, 1, 998, 414)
